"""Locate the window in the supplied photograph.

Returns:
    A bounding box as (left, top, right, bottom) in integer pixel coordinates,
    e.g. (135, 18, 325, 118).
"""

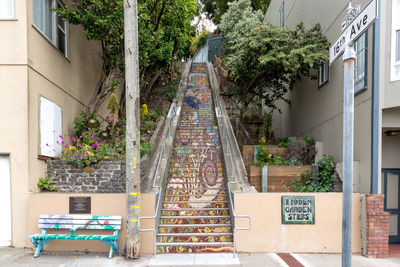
(392, 0, 400, 80)
(279, 1, 284, 27)
(0, 0, 13, 19)
(318, 61, 329, 87)
(33, 0, 68, 56)
(40, 97, 62, 158)
(354, 32, 368, 95)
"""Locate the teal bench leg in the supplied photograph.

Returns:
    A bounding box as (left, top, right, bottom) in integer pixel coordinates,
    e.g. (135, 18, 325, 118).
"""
(113, 240, 120, 255)
(34, 242, 43, 257)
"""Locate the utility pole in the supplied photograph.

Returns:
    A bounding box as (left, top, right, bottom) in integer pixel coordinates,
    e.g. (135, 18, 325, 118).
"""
(124, 0, 141, 259)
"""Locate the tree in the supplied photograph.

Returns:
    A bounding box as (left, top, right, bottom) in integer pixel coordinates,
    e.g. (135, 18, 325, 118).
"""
(200, 0, 270, 23)
(56, 0, 198, 118)
(218, 0, 264, 52)
(223, 22, 329, 110)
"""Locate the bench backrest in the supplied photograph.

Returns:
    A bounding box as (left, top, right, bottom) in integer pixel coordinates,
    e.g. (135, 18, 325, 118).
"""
(38, 215, 122, 230)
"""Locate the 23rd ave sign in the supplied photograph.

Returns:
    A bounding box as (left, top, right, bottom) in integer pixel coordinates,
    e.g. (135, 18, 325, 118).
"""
(329, 0, 377, 65)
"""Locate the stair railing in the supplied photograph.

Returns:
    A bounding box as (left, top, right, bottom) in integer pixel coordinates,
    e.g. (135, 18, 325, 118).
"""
(207, 63, 252, 258)
(138, 64, 189, 258)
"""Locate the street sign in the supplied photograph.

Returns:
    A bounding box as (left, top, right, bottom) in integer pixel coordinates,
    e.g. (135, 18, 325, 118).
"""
(329, 0, 377, 65)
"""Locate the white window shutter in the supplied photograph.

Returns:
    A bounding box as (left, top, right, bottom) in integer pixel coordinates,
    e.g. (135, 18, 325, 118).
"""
(40, 97, 62, 157)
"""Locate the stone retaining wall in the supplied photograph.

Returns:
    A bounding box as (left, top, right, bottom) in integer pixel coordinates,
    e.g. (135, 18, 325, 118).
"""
(46, 160, 126, 193)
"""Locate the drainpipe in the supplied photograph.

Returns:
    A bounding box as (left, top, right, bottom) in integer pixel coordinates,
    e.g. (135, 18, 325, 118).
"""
(371, 0, 380, 194)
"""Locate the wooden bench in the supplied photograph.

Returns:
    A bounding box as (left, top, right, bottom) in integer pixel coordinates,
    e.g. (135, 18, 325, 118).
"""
(29, 214, 121, 258)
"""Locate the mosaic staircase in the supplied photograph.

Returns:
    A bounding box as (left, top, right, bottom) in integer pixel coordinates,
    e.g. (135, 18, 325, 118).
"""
(156, 63, 234, 253)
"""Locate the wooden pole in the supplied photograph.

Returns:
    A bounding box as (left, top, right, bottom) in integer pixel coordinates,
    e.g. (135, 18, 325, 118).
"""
(124, 0, 141, 259)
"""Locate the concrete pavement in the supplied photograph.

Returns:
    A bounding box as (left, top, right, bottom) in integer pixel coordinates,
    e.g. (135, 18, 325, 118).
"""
(1, 248, 400, 267)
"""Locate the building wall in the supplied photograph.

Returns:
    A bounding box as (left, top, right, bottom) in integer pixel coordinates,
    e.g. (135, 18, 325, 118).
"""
(235, 193, 362, 253)
(0, 0, 29, 248)
(266, 0, 375, 193)
(0, 0, 107, 247)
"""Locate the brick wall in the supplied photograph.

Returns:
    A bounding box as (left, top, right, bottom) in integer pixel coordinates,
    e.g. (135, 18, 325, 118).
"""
(365, 194, 389, 258)
(46, 160, 126, 193)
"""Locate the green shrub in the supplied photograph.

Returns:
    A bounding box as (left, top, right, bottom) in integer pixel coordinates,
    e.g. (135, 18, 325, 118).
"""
(291, 155, 336, 192)
(278, 137, 292, 147)
(37, 178, 56, 191)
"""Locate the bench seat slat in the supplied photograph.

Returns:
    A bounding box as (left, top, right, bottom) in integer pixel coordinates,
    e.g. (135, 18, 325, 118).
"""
(38, 219, 121, 225)
(31, 234, 118, 241)
(38, 224, 121, 230)
(39, 215, 122, 220)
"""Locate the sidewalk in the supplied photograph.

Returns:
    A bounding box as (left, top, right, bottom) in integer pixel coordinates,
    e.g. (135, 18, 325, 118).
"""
(1, 247, 400, 267)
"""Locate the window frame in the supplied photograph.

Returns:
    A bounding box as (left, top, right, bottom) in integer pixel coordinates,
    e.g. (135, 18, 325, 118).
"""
(318, 60, 329, 88)
(354, 32, 368, 96)
(279, 1, 284, 27)
(0, 0, 14, 19)
(33, 0, 68, 57)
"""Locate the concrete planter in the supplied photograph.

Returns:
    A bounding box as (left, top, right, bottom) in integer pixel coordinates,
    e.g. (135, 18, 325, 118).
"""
(248, 165, 311, 192)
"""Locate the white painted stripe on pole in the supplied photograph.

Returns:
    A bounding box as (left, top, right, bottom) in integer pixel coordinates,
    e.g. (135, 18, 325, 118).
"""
(329, 0, 377, 65)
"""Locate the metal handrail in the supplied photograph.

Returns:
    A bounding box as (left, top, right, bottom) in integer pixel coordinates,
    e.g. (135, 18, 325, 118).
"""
(138, 65, 189, 258)
(207, 63, 251, 258)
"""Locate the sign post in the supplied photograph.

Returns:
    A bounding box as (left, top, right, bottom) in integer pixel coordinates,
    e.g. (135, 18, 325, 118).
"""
(329, 1, 377, 266)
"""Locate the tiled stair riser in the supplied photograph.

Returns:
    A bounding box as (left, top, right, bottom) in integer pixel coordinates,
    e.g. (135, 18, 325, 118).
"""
(157, 63, 233, 253)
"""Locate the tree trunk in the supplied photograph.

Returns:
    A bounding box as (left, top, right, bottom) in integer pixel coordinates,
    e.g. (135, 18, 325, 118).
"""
(142, 70, 162, 99)
(86, 67, 119, 117)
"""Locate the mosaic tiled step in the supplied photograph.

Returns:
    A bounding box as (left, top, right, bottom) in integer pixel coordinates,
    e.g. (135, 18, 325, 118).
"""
(161, 209, 229, 216)
(169, 159, 223, 165)
(164, 193, 227, 197)
(156, 244, 234, 254)
(159, 217, 231, 225)
(162, 202, 229, 209)
(158, 224, 232, 234)
(163, 196, 228, 202)
(166, 182, 226, 187)
(165, 188, 227, 194)
(157, 234, 233, 243)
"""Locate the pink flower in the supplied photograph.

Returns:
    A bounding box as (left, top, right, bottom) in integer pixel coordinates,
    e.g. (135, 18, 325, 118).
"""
(92, 142, 98, 148)
(70, 136, 75, 141)
(59, 135, 63, 139)
(101, 141, 104, 144)
(56, 141, 59, 144)
(124, 125, 127, 129)
(46, 143, 49, 146)
(62, 141, 65, 145)
(76, 155, 81, 158)
(77, 143, 82, 147)
(85, 151, 89, 155)
(116, 135, 120, 139)
(64, 145, 68, 148)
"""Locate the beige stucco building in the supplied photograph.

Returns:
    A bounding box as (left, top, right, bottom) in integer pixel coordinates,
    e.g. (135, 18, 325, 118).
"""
(266, 0, 400, 242)
(0, 0, 103, 247)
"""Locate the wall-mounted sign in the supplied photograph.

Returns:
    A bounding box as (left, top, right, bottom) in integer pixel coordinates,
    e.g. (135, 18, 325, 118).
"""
(69, 196, 91, 214)
(282, 196, 315, 224)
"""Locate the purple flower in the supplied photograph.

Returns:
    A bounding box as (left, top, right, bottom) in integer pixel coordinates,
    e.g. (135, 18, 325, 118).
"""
(56, 141, 59, 144)
(62, 141, 65, 145)
(92, 142, 98, 148)
(59, 135, 63, 139)
(76, 155, 81, 158)
(160, 135, 163, 139)
(64, 145, 68, 148)
(70, 136, 75, 141)
(77, 143, 82, 147)
(124, 125, 127, 129)
(85, 151, 89, 155)
(101, 141, 104, 144)
(116, 135, 120, 139)
(46, 143, 49, 146)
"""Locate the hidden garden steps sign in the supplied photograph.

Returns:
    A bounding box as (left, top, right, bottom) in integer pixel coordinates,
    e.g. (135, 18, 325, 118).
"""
(281, 196, 315, 224)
